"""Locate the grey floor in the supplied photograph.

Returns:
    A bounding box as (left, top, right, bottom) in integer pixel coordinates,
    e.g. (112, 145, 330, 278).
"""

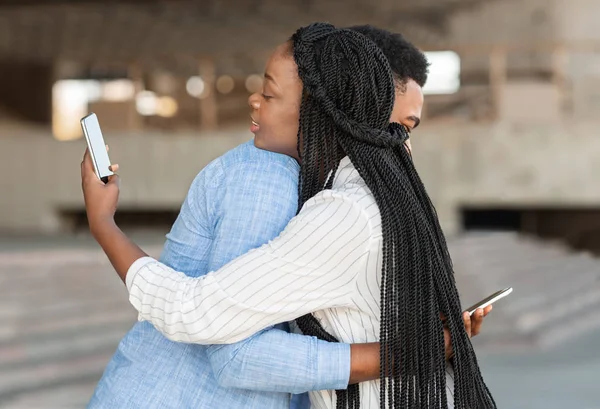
(477, 330, 600, 409)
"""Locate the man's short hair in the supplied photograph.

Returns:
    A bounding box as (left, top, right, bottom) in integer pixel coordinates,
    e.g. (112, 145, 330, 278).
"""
(349, 25, 430, 91)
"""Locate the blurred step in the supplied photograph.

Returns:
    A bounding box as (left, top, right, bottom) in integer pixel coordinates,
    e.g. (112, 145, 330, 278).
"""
(0, 380, 99, 409)
(0, 324, 131, 368)
(452, 232, 600, 352)
(0, 351, 111, 403)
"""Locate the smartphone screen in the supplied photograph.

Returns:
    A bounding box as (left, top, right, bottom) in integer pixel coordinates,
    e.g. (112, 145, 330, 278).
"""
(81, 113, 113, 182)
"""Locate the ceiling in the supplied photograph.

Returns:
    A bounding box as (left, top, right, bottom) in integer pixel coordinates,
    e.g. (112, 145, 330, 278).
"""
(0, 0, 490, 75)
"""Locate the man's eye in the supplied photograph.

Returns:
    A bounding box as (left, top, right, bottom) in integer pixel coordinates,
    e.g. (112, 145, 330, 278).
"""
(261, 94, 273, 101)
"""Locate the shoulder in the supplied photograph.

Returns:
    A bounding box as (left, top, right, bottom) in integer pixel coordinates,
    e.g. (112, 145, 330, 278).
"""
(329, 157, 377, 215)
(296, 167, 375, 234)
(224, 140, 299, 177)
(296, 189, 370, 227)
(204, 141, 300, 218)
(202, 140, 299, 189)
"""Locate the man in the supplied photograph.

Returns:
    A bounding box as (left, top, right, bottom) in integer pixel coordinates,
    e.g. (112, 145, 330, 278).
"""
(86, 26, 488, 409)
(88, 138, 371, 409)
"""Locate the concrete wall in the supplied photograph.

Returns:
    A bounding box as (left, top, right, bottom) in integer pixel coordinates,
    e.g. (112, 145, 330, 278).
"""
(411, 119, 600, 233)
(447, 0, 600, 120)
(449, 0, 555, 45)
(3, 117, 600, 235)
(0, 124, 251, 233)
(448, 0, 556, 74)
(552, 0, 600, 42)
(551, 0, 600, 119)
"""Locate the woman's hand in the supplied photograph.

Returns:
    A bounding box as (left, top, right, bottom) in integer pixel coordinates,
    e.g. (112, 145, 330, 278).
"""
(80, 146, 120, 237)
(444, 305, 493, 360)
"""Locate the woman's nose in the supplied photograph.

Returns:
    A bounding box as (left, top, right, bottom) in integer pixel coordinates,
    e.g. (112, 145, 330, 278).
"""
(248, 93, 260, 110)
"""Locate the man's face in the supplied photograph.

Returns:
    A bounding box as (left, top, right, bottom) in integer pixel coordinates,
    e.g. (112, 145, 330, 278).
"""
(390, 79, 424, 154)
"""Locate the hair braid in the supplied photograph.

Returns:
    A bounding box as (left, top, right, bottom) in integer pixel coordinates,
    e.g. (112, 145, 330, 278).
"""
(291, 23, 496, 409)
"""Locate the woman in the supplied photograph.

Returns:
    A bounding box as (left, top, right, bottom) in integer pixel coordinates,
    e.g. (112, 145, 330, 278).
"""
(82, 23, 495, 408)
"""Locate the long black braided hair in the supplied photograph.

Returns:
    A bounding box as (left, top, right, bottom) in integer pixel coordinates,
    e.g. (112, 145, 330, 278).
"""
(290, 23, 496, 409)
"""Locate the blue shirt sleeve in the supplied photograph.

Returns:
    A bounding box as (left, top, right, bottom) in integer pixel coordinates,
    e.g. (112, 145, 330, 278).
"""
(159, 170, 213, 277)
(197, 158, 351, 393)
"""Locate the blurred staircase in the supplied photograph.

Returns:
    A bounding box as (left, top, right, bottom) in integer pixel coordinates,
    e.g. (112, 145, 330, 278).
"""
(451, 232, 600, 351)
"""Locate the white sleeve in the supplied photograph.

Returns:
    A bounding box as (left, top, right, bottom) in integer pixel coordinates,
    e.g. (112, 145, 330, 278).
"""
(126, 190, 372, 344)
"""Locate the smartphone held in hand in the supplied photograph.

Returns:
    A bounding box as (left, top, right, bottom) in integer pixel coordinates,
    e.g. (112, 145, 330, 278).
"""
(81, 113, 113, 184)
(465, 287, 513, 316)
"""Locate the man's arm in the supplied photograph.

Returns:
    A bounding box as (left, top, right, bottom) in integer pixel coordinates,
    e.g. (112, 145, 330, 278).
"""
(209, 327, 356, 392)
(209, 327, 381, 390)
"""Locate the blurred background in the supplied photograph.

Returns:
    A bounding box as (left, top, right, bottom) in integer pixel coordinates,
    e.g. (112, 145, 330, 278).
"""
(1, 0, 600, 407)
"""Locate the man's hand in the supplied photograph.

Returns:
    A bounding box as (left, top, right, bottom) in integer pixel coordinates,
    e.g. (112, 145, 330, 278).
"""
(444, 305, 492, 360)
(80, 147, 120, 236)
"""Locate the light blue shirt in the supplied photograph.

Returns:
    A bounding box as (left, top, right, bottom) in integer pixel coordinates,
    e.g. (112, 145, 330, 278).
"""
(88, 141, 351, 409)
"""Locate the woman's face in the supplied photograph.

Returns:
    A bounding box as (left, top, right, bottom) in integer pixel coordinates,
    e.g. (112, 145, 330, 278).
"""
(248, 42, 302, 161)
(249, 42, 425, 158)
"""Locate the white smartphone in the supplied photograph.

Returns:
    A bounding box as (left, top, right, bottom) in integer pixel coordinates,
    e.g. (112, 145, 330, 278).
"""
(81, 113, 113, 184)
(465, 287, 513, 316)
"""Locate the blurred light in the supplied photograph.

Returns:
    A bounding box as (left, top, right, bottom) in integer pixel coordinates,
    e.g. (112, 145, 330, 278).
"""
(186, 76, 205, 97)
(245, 74, 263, 93)
(156, 96, 178, 118)
(102, 79, 135, 101)
(423, 51, 461, 95)
(136, 91, 158, 116)
(85, 81, 103, 102)
(216, 75, 235, 94)
(52, 78, 137, 141)
(153, 72, 177, 94)
(52, 80, 99, 141)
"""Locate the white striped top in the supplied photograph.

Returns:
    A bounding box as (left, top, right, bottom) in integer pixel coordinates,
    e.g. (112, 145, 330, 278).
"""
(126, 156, 454, 409)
